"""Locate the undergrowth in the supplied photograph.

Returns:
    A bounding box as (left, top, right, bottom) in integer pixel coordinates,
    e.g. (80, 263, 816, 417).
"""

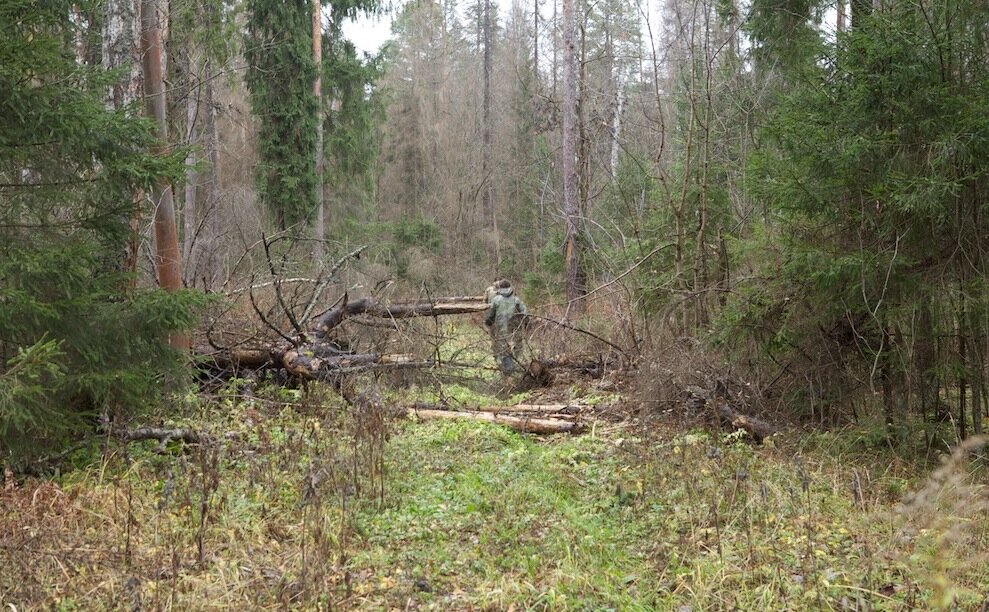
(1, 373, 987, 610)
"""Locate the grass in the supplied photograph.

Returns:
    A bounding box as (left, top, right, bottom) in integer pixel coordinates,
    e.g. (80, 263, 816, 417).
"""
(347, 420, 653, 609)
(1, 371, 987, 610)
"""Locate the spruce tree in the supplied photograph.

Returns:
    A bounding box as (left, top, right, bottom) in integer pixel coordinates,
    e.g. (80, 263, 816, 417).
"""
(0, 0, 200, 466)
(244, 0, 319, 231)
(728, 0, 989, 430)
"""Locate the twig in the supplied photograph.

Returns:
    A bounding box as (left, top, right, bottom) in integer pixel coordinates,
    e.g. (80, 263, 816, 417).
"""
(225, 278, 319, 296)
(300, 245, 367, 325)
(261, 233, 304, 335)
(524, 313, 630, 359)
(248, 280, 297, 346)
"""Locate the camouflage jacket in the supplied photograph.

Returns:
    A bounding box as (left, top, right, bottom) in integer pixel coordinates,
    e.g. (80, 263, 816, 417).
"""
(485, 287, 527, 331)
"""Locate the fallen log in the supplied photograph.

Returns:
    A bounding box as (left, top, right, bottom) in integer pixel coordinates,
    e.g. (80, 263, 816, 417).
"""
(314, 297, 489, 337)
(716, 402, 777, 443)
(474, 403, 583, 415)
(201, 348, 280, 370)
(114, 427, 212, 453)
(283, 350, 417, 379)
(408, 407, 579, 434)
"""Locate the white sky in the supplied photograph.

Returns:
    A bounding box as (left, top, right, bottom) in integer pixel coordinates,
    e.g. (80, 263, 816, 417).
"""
(341, 0, 548, 56)
(342, 12, 394, 56)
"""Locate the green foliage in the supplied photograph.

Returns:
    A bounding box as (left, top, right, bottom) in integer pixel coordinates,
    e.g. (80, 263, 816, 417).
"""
(745, 0, 825, 78)
(244, 0, 319, 231)
(323, 34, 382, 172)
(393, 214, 443, 252)
(718, 1, 989, 418)
(0, 0, 202, 465)
(245, 0, 383, 232)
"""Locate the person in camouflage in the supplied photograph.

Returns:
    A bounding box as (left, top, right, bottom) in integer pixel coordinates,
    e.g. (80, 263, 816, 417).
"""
(484, 280, 527, 374)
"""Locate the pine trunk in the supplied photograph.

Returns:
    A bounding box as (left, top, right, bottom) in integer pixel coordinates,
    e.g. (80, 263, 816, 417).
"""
(312, 0, 325, 261)
(141, 0, 188, 350)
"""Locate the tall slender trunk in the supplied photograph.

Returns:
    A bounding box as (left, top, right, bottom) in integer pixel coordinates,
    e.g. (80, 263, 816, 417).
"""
(103, 0, 142, 281)
(552, 0, 558, 99)
(483, 0, 498, 263)
(183, 53, 199, 279)
(141, 0, 187, 350)
(204, 75, 222, 289)
(959, 293, 968, 439)
(561, 0, 582, 308)
(103, 0, 142, 110)
(532, 0, 539, 89)
(313, 0, 325, 261)
(970, 309, 983, 435)
(609, 76, 625, 178)
(693, 4, 713, 326)
(916, 299, 938, 421)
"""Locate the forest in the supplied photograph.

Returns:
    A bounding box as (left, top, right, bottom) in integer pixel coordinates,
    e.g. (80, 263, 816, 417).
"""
(2, 0, 989, 608)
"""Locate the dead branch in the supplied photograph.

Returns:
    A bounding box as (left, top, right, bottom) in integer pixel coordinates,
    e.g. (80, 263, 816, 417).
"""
(490, 403, 583, 414)
(261, 233, 304, 335)
(201, 348, 281, 370)
(300, 245, 368, 325)
(523, 314, 630, 361)
(224, 278, 319, 296)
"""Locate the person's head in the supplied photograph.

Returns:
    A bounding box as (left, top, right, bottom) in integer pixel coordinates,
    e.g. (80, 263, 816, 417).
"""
(497, 279, 512, 289)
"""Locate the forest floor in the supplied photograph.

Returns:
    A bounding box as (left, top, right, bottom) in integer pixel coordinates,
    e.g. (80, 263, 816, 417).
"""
(2, 324, 988, 610)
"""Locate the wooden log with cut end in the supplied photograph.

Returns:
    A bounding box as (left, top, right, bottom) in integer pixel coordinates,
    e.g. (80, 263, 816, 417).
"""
(716, 402, 777, 443)
(197, 348, 283, 370)
(408, 408, 579, 434)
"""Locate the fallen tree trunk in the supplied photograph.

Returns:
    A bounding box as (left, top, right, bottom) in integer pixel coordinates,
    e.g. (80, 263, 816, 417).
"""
(474, 403, 583, 415)
(115, 427, 212, 448)
(716, 402, 777, 443)
(202, 296, 494, 381)
(283, 350, 418, 379)
(314, 298, 489, 337)
(202, 348, 279, 370)
(408, 407, 579, 434)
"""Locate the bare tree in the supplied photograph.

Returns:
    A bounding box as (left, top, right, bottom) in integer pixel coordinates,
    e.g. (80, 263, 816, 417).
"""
(483, 0, 499, 263)
(561, 0, 583, 307)
(313, 0, 326, 261)
(103, 0, 142, 280)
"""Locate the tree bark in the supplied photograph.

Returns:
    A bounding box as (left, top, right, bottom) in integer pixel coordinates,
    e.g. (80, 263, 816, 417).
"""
(482, 0, 499, 263)
(203, 75, 222, 290)
(103, 0, 142, 110)
(561, 0, 583, 308)
(313, 0, 325, 261)
(103, 0, 143, 282)
(183, 52, 199, 278)
(141, 0, 188, 350)
(313, 298, 489, 337)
